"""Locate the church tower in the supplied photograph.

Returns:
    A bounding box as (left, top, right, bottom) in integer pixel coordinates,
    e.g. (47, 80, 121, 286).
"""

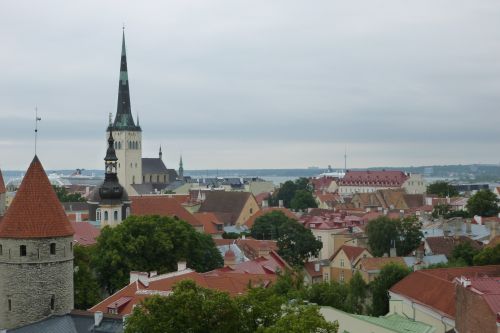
(88, 130, 131, 227)
(107, 29, 142, 195)
(0, 156, 74, 330)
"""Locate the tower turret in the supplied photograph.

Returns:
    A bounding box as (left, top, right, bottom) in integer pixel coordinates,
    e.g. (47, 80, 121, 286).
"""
(0, 156, 75, 329)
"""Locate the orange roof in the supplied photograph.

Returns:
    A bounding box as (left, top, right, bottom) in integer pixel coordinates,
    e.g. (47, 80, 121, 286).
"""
(357, 257, 406, 271)
(330, 245, 369, 262)
(390, 265, 500, 318)
(0, 168, 5, 194)
(130, 196, 201, 227)
(193, 212, 224, 235)
(0, 156, 74, 238)
(245, 207, 296, 228)
(71, 222, 100, 246)
(89, 270, 276, 316)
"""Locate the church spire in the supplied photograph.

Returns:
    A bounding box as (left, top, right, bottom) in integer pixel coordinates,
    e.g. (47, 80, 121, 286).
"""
(112, 28, 141, 131)
(178, 155, 184, 179)
(104, 130, 119, 181)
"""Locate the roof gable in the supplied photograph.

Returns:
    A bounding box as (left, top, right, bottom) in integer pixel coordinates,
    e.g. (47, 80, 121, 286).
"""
(0, 156, 74, 238)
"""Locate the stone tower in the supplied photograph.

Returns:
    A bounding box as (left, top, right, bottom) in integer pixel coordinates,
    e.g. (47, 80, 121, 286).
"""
(88, 130, 131, 227)
(0, 156, 74, 330)
(0, 168, 6, 216)
(107, 29, 142, 195)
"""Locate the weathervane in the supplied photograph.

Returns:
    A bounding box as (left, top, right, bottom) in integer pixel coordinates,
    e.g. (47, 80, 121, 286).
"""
(34, 107, 41, 155)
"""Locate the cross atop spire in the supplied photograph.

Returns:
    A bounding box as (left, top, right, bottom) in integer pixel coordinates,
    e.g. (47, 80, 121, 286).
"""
(111, 28, 141, 132)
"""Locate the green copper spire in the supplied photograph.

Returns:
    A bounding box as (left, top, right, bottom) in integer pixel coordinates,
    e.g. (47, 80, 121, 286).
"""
(111, 28, 141, 132)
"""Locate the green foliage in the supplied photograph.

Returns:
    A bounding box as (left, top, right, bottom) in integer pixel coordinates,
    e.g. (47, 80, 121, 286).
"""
(431, 204, 470, 219)
(366, 216, 422, 257)
(93, 215, 223, 293)
(370, 263, 410, 316)
(251, 211, 322, 267)
(261, 305, 338, 333)
(52, 185, 85, 202)
(73, 245, 101, 310)
(347, 271, 368, 314)
(466, 189, 499, 217)
(222, 231, 240, 239)
(427, 181, 459, 197)
(425, 258, 468, 269)
(125, 280, 242, 333)
(473, 244, 500, 265)
(290, 189, 318, 210)
(302, 281, 349, 311)
(271, 268, 305, 298)
(125, 279, 337, 333)
(451, 242, 480, 266)
(273, 178, 313, 208)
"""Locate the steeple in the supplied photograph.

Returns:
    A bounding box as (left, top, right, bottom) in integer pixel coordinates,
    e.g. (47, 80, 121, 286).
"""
(99, 130, 125, 200)
(112, 29, 141, 131)
(159, 146, 163, 160)
(178, 155, 184, 179)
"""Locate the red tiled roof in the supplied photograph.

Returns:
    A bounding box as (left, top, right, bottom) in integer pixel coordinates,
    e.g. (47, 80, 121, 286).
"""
(218, 250, 290, 274)
(71, 222, 100, 246)
(199, 192, 257, 225)
(340, 170, 409, 187)
(0, 156, 74, 238)
(0, 168, 5, 194)
(390, 266, 500, 318)
(330, 245, 369, 262)
(193, 212, 224, 235)
(130, 196, 201, 227)
(425, 236, 483, 258)
(254, 192, 271, 206)
(310, 177, 336, 191)
(245, 207, 296, 228)
(90, 270, 276, 316)
(357, 257, 406, 272)
(469, 278, 500, 316)
(304, 261, 323, 278)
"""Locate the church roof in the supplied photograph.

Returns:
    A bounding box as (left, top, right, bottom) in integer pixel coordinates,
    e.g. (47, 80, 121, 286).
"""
(0, 168, 5, 194)
(111, 30, 140, 132)
(142, 158, 168, 174)
(0, 156, 74, 239)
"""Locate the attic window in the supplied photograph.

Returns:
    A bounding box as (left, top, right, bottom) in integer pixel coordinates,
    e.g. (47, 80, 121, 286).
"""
(20, 245, 26, 257)
(50, 243, 56, 255)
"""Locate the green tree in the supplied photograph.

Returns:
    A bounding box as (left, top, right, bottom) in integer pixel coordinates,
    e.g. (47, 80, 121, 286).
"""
(451, 242, 480, 266)
(365, 217, 398, 257)
(427, 181, 459, 197)
(370, 263, 410, 316)
(125, 280, 242, 333)
(74, 245, 101, 310)
(53, 185, 85, 202)
(237, 287, 286, 332)
(303, 281, 349, 311)
(93, 215, 223, 293)
(473, 244, 500, 265)
(273, 178, 313, 208)
(261, 305, 338, 333)
(347, 271, 368, 314)
(290, 190, 318, 210)
(251, 211, 293, 240)
(466, 189, 499, 217)
(395, 216, 423, 256)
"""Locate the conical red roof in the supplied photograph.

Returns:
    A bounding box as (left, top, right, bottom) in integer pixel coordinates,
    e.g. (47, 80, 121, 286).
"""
(0, 156, 74, 238)
(0, 168, 5, 194)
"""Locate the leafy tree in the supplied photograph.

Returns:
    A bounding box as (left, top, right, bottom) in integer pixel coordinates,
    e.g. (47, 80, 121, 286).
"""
(427, 181, 459, 197)
(290, 189, 318, 210)
(261, 305, 338, 333)
(451, 242, 480, 266)
(74, 245, 101, 309)
(272, 268, 305, 298)
(466, 189, 499, 217)
(473, 244, 500, 265)
(395, 216, 423, 256)
(302, 281, 349, 311)
(125, 280, 242, 333)
(370, 263, 410, 316)
(273, 178, 313, 208)
(251, 211, 322, 267)
(53, 185, 85, 202)
(365, 217, 398, 257)
(347, 271, 368, 314)
(237, 287, 286, 332)
(93, 215, 223, 293)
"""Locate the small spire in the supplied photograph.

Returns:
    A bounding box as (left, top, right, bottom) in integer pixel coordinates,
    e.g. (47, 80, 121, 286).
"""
(121, 26, 126, 56)
(159, 146, 163, 160)
(137, 113, 140, 126)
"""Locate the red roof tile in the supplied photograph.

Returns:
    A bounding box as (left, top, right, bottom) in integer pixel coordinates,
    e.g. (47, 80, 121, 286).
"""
(0, 168, 5, 194)
(193, 212, 224, 235)
(390, 266, 500, 318)
(340, 170, 409, 187)
(0, 156, 74, 238)
(71, 222, 100, 246)
(130, 196, 201, 227)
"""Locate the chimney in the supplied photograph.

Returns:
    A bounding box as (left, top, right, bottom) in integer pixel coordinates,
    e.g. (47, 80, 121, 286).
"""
(130, 271, 149, 287)
(262, 200, 269, 208)
(278, 200, 284, 208)
(177, 261, 187, 271)
(242, 234, 246, 240)
(466, 219, 472, 234)
(94, 311, 104, 327)
(224, 248, 237, 268)
(389, 247, 397, 257)
(399, 210, 404, 218)
(416, 248, 424, 261)
(383, 209, 388, 216)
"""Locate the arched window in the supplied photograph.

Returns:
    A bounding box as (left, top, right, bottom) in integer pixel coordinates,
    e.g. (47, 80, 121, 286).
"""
(118, 141, 121, 150)
(96, 209, 101, 221)
(132, 176, 135, 184)
(114, 211, 118, 221)
(104, 211, 109, 221)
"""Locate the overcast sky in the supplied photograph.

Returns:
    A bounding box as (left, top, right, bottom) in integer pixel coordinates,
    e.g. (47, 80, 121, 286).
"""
(1, 1, 499, 170)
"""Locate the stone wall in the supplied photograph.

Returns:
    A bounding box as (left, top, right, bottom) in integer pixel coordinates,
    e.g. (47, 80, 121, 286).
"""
(0, 236, 74, 330)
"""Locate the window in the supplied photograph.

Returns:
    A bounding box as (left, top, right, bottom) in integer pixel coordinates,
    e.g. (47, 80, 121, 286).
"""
(50, 243, 56, 255)
(20, 245, 26, 257)
(50, 295, 55, 310)
(143, 176, 145, 183)
(156, 175, 159, 182)
(324, 272, 330, 282)
(125, 207, 130, 218)
(0, 244, 2, 256)
(70, 242, 73, 253)
(132, 176, 135, 184)
(104, 211, 109, 221)
(340, 271, 345, 283)
(114, 211, 118, 221)
(96, 209, 101, 221)
(249, 208, 253, 214)
(8, 299, 11, 311)
(340, 259, 344, 267)
(317, 236, 322, 242)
